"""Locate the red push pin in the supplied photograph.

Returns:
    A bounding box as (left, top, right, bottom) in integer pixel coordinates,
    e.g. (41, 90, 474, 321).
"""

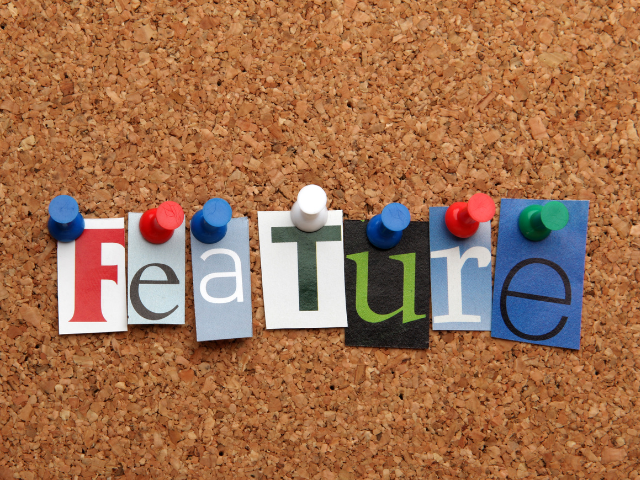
(445, 192, 496, 238)
(139, 201, 184, 244)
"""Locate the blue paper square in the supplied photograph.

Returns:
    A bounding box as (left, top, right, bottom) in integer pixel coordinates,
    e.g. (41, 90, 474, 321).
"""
(127, 213, 185, 325)
(429, 207, 493, 331)
(491, 199, 589, 349)
(191, 217, 253, 342)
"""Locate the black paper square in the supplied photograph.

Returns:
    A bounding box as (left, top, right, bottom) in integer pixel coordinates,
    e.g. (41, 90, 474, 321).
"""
(344, 220, 430, 349)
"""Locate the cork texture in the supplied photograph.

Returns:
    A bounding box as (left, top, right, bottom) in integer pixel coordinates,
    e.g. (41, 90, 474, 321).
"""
(1, 0, 639, 478)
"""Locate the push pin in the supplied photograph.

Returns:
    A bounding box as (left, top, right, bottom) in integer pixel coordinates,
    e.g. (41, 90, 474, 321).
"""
(191, 198, 232, 244)
(139, 201, 184, 244)
(366, 203, 411, 249)
(48, 195, 85, 242)
(291, 185, 328, 232)
(518, 201, 569, 241)
(445, 192, 496, 239)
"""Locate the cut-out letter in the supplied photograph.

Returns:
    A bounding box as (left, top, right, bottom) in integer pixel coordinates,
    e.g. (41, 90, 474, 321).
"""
(191, 218, 253, 341)
(258, 211, 347, 330)
(490, 199, 589, 349)
(343, 219, 430, 349)
(127, 212, 185, 326)
(130, 264, 179, 320)
(500, 258, 571, 341)
(199, 248, 244, 304)
(58, 218, 127, 335)
(347, 251, 425, 324)
(430, 246, 491, 323)
(69, 229, 125, 323)
(271, 226, 342, 311)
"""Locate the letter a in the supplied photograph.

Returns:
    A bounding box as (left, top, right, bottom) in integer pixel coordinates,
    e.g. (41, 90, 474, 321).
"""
(430, 246, 491, 323)
(199, 249, 243, 303)
(346, 251, 425, 324)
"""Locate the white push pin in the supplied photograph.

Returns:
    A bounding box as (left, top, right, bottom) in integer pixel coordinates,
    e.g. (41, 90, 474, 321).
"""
(290, 185, 328, 232)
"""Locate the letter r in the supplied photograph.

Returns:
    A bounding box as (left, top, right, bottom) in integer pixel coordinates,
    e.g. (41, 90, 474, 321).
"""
(430, 246, 491, 323)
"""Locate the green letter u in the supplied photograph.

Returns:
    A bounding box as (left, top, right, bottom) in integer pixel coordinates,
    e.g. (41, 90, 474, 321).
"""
(346, 251, 425, 324)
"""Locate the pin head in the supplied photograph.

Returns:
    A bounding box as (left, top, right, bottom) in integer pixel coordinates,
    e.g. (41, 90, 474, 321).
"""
(445, 193, 495, 239)
(467, 192, 496, 223)
(291, 185, 329, 232)
(156, 201, 185, 231)
(367, 203, 411, 249)
(518, 201, 569, 241)
(140, 201, 184, 244)
(202, 198, 232, 228)
(191, 198, 232, 244)
(47, 195, 85, 242)
(49, 195, 79, 224)
(381, 203, 411, 232)
(539, 201, 569, 231)
(297, 185, 327, 215)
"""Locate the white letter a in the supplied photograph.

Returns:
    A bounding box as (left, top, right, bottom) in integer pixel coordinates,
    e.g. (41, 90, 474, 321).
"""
(199, 249, 243, 303)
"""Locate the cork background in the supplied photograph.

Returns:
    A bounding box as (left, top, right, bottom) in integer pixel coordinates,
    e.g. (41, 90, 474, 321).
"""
(1, 0, 639, 478)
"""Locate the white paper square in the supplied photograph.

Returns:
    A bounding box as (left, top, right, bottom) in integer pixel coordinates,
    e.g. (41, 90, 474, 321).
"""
(58, 218, 127, 335)
(258, 211, 348, 329)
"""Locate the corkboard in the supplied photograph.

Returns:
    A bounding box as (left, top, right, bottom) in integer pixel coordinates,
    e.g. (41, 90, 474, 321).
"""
(0, 0, 639, 478)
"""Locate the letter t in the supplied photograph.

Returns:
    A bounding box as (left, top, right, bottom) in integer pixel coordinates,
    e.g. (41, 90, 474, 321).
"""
(272, 226, 342, 311)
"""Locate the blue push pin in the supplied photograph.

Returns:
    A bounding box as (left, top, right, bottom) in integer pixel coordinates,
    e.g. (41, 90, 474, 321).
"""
(47, 195, 85, 242)
(191, 198, 232, 244)
(366, 203, 411, 249)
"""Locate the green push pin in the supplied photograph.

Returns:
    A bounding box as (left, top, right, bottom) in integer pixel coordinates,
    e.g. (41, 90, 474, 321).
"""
(518, 201, 569, 241)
